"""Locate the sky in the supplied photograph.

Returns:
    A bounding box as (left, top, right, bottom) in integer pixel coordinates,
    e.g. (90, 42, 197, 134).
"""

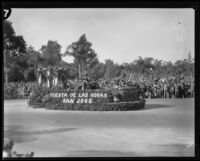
(8, 8, 194, 64)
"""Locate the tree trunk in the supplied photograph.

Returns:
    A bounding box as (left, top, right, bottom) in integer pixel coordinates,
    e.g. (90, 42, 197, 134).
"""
(4, 71, 8, 85)
(4, 50, 8, 85)
(78, 64, 82, 79)
(23, 69, 29, 82)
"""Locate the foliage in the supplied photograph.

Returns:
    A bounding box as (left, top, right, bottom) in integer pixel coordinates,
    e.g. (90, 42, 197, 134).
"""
(28, 84, 50, 107)
(104, 59, 121, 80)
(120, 56, 194, 79)
(39, 40, 62, 67)
(43, 101, 145, 111)
(4, 20, 27, 84)
(8, 67, 25, 82)
(64, 34, 98, 79)
(4, 83, 24, 99)
(90, 63, 106, 79)
(4, 21, 15, 40)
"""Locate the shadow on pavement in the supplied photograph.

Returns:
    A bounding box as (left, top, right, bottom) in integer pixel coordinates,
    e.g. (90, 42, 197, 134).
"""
(24, 127, 79, 135)
(143, 104, 174, 110)
(4, 125, 79, 143)
(67, 150, 140, 157)
(150, 143, 194, 156)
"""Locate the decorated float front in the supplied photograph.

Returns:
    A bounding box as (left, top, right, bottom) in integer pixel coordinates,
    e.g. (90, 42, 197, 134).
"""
(28, 66, 145, 111)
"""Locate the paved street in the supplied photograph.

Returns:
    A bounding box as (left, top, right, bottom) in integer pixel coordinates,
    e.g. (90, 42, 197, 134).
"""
(4, 98, 194, 157)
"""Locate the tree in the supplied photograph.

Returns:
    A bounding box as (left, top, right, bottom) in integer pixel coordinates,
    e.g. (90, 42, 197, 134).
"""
(104, 59, 114, 80)
(64, 34, 98, 79)
(3, 20, 27, 84)
(8, 66, 25, 82)
(4, 20, 15, 40)
(135, 56, 145, 73)
(39, 40, 62, 67)
(90, 63, 106, 79)
(56, 61, 78, 80)
(24, 46, 40, 81)
(187, 51, 193, 64)
(121, 63, 131, 78)
(8, 46, 39, 82)
(104, 59, 120, 80)
(174, 58, 194, 77)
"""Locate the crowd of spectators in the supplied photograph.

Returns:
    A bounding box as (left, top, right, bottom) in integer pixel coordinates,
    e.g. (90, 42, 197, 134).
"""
(4, 73, 194, 99)
(17, 82, 36, 98)
(58, 72, 194, 99)
(137, 75, 194, 99)
(97, 73, 195, 99)
(4, 81, 36, 99)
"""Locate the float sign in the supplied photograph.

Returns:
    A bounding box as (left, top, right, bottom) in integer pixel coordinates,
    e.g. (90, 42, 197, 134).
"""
(49, 91, 109, 104)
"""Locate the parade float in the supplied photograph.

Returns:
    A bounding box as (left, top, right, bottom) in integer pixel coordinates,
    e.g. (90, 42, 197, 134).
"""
(28, 66, 146, 111)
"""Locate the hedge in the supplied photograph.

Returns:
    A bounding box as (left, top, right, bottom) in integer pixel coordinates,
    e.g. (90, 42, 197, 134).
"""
(4, 83, 24, 99)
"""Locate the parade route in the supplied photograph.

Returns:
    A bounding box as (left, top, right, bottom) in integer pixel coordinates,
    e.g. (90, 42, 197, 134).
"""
(4, 98, 194, 157)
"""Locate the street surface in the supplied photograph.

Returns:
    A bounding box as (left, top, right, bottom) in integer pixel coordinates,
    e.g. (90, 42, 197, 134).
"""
(4, 98, 194, 157)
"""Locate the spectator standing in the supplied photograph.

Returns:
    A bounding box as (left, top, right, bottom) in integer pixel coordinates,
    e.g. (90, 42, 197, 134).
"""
(164, 83, 168, 98)
(170, 84, 175, 98)
(178, 83, 182, 98)
(174, 83, 178, 98)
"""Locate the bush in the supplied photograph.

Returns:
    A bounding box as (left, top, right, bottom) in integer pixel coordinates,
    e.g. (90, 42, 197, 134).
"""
(4, 82, 34, 99)
(4, 83, 22, 99)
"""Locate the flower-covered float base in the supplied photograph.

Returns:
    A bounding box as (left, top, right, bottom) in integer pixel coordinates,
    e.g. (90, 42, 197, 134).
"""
(28, 85, 145, 111)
